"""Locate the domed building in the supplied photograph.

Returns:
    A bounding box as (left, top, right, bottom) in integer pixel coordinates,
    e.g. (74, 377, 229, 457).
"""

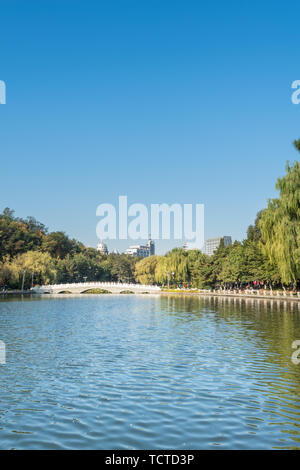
(96, 241, 108, 255)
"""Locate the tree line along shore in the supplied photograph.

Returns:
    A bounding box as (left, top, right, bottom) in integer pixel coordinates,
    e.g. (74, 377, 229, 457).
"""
(1, 140, 300, 292)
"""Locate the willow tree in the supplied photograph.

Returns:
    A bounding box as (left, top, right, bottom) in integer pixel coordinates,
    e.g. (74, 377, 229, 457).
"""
(164, 248, 189, 284)
(153, 248, 189, 285)
(135, 255, 159, 285)
(11, 251, 57, 287)
(0, 256, 19, 288)
(259, 141, 300, 284)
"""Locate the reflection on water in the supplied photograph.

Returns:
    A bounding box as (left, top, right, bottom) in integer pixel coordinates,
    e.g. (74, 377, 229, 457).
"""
(0, 294, 300, 449)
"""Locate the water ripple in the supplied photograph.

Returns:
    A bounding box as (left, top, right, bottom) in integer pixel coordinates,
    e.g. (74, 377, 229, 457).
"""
(0, 295, 300, 449)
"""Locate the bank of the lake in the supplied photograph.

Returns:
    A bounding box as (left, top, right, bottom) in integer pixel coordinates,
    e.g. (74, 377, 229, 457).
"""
(3, 287, 300, 303)
(161, 289, 300, 302)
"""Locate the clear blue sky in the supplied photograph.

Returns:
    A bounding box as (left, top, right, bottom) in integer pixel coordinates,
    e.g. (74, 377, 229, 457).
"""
(0, 0, 299, 254)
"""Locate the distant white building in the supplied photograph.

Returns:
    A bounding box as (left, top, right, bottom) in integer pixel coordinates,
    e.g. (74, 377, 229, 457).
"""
(96, 241, 108, 255)
(125, 238, 155, 258)
(205, 236, 232, 256)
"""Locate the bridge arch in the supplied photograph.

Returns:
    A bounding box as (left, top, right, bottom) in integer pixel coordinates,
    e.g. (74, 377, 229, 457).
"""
(80, 288, 112, 294)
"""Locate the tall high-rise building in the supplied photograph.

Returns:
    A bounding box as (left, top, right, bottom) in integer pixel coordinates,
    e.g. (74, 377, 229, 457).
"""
(205, 236, 232, 256)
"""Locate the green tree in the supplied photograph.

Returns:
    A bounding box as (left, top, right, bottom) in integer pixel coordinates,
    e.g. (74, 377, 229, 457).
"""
(247, 210, 264, 242)
(186, 249, 210, 287)
(11, 251, 57, 287)
(219, 242, 244, 284)
(0, 208, 45, 260)
(0, 256, 19, 288)
(108, 254, 137, 283)
(56, 255, 77, 283)
(135, 255, 159, 284)
(165, 248, 189, 284)
(42, 232, 83, 259)
(259, 144, 300, 284)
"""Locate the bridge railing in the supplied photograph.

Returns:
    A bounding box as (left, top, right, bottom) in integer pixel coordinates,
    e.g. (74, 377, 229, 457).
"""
(35, 282, 161, 291)
(198, 288, 300, 298)
(33, 284, 300, 298)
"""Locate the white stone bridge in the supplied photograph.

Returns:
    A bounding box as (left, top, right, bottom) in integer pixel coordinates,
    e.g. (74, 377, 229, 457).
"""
(32, 282, 161, 295)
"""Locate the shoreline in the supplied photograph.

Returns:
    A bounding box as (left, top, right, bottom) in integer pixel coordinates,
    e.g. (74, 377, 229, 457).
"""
(0, 290, 33, 295)
(1, 289, 300, 302)
(160, 290, 300, 302)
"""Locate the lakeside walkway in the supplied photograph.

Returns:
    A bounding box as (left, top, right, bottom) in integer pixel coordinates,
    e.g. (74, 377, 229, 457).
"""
(161, 288, 300, 302)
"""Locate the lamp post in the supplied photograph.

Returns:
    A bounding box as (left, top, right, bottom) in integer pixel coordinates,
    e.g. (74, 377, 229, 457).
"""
(166, 271, 175, 289)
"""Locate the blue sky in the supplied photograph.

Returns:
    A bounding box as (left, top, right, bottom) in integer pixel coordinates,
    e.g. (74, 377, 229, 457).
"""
(0, 0, 299, 254)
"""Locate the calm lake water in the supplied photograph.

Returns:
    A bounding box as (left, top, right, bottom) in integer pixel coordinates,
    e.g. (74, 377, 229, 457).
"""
(0, 294, 300, 450)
